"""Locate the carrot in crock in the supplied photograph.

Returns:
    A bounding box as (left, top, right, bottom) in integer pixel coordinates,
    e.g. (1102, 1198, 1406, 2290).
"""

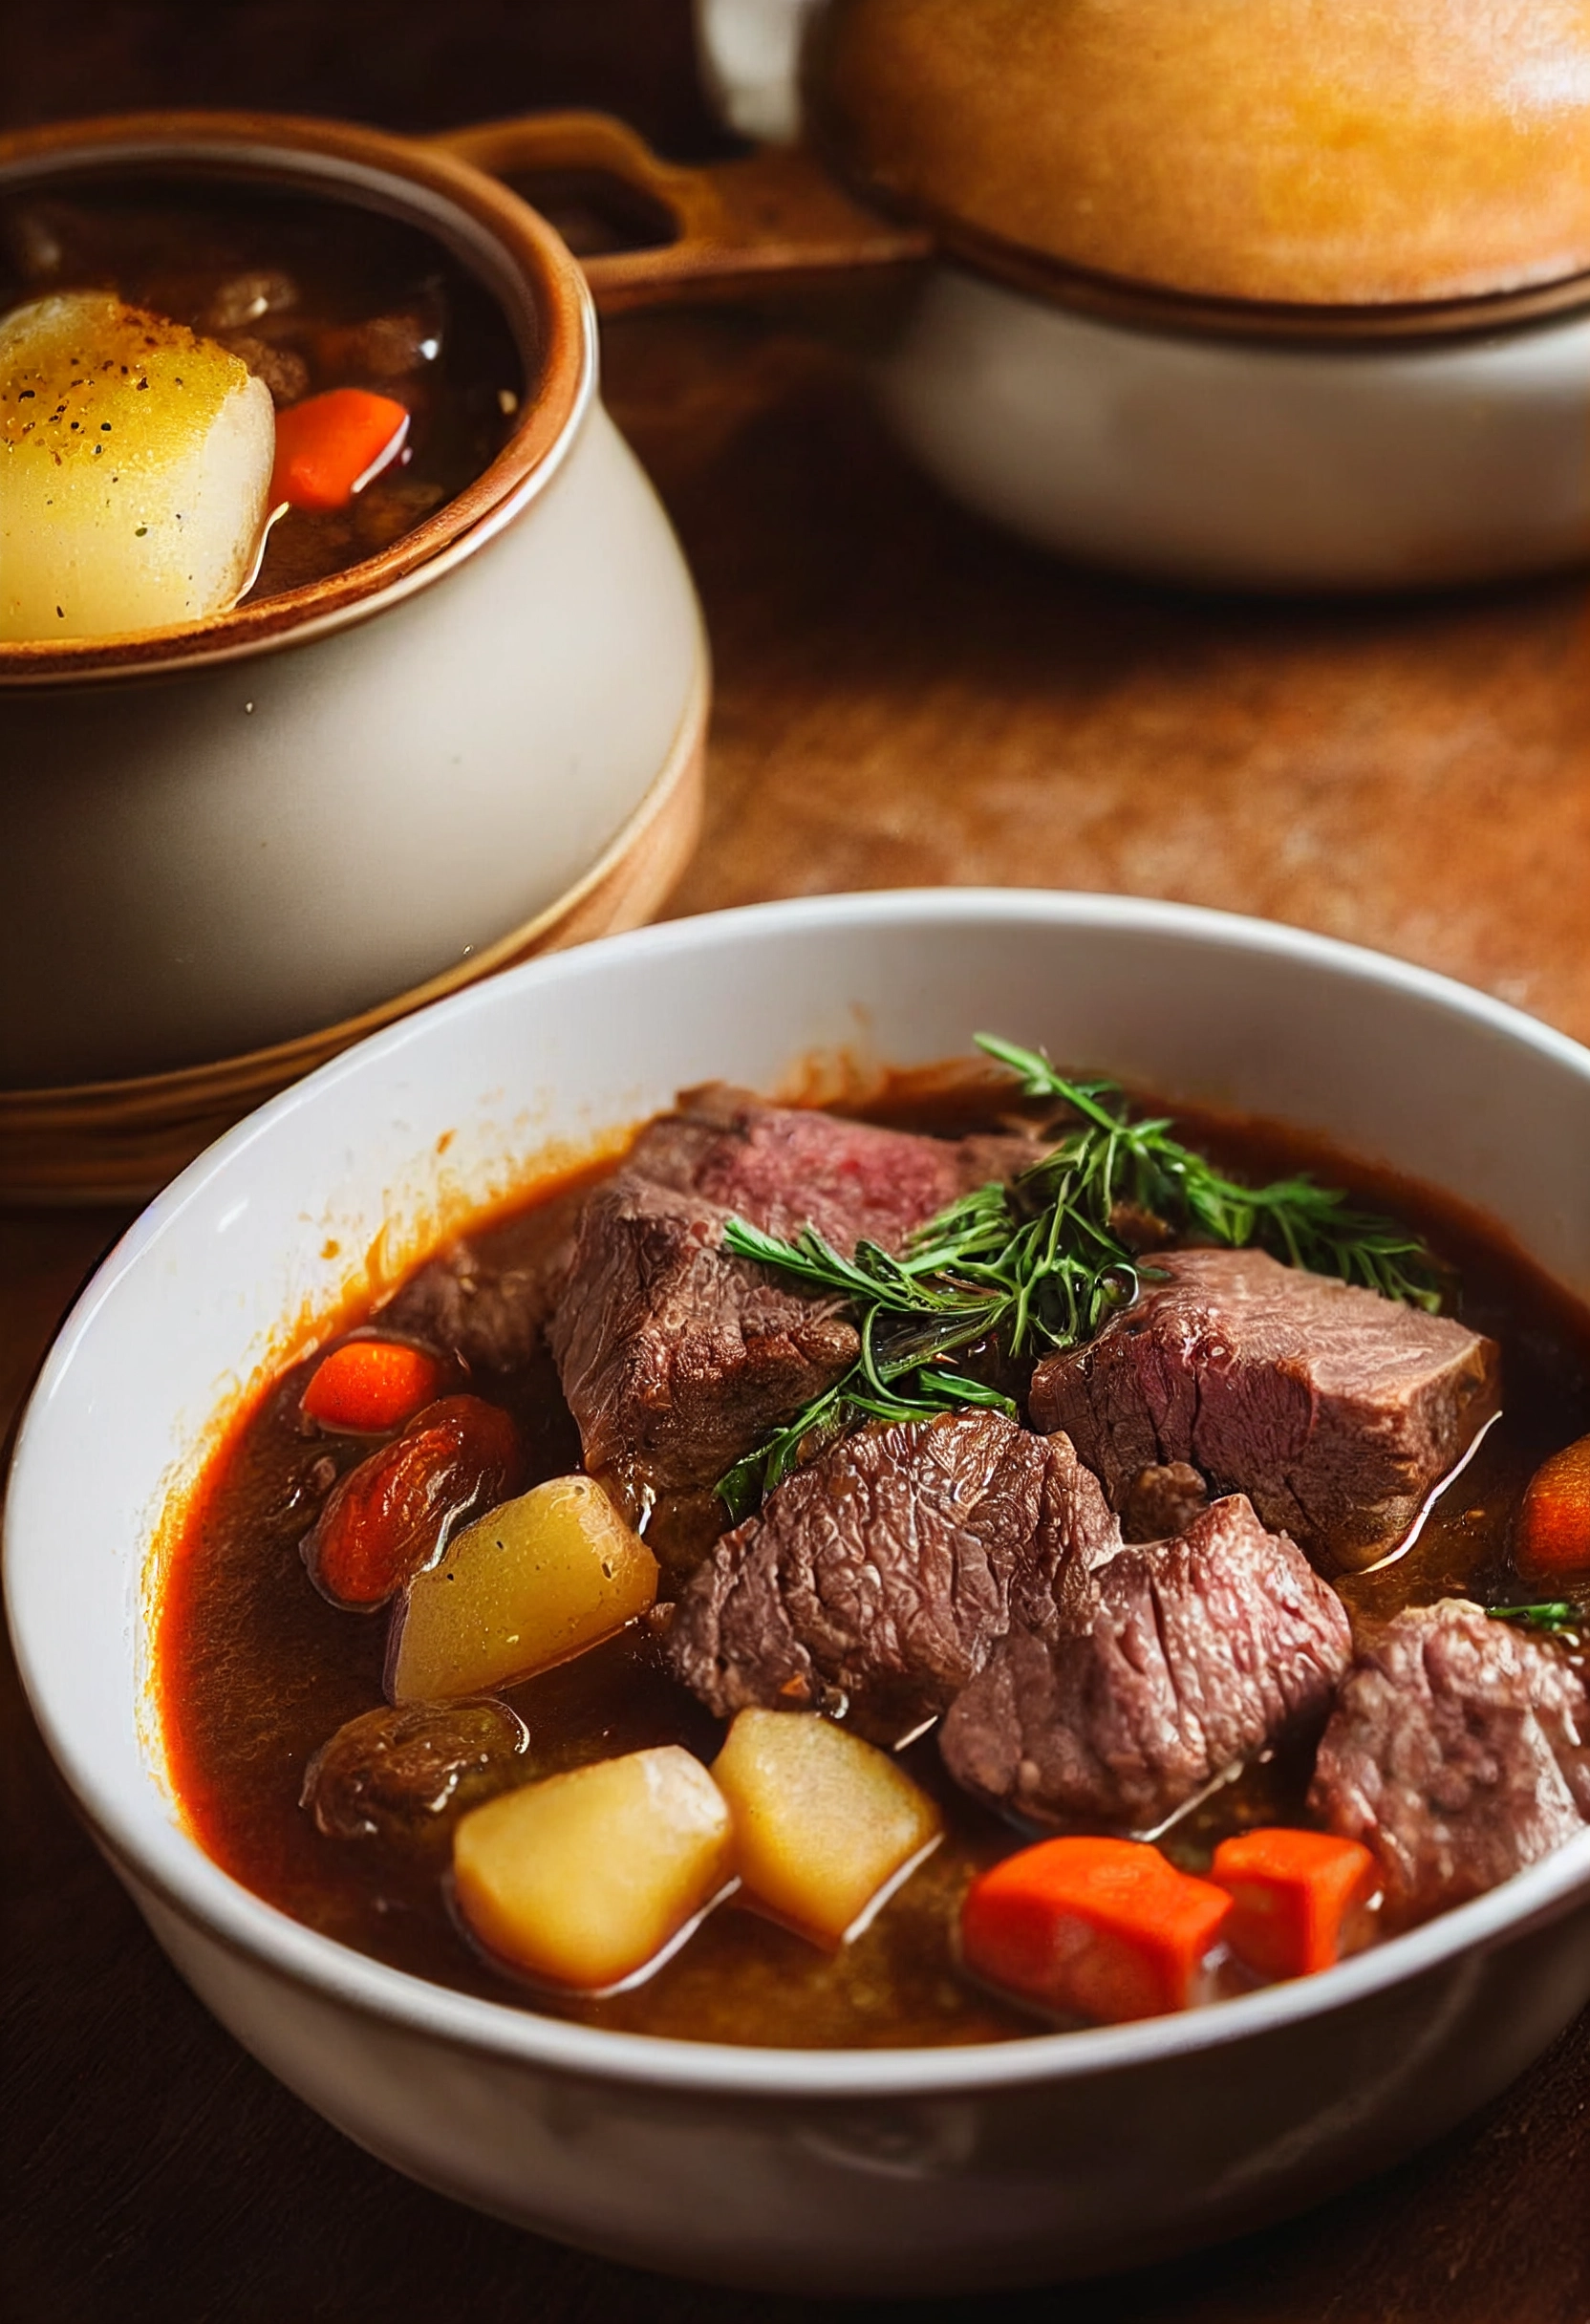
(301, 1338, 442, 1434)
(959, 1837, 1233, 2025)
(1513, 1433, 1590, 1582)
(1211, 1827, 1380, 1981)
(269, 387, 410, 511)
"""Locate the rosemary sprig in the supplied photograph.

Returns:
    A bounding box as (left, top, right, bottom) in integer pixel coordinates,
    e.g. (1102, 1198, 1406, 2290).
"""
(715, 1034, 1444, 1518)
(974, 1037, 1445, 1310)
(1489, 1602, 1582, 1643)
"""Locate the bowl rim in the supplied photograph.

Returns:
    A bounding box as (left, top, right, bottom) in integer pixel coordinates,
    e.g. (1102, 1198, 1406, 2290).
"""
(0, 110, 594, 686)
(9, 887, 1590, 2098)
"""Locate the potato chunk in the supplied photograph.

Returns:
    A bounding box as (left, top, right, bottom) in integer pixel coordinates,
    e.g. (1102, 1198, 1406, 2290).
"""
(0, 290, 274, 639)
(712, 1710, 942, 1947)
(453, 1746, 734, 1990)
(387, 1473, 657, 1703)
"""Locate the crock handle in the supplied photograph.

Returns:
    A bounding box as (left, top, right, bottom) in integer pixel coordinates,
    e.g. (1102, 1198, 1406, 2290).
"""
(424, 110, 931, 313)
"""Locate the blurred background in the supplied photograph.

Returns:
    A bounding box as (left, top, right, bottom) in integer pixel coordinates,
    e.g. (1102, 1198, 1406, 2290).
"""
(0, 1, 731, 151)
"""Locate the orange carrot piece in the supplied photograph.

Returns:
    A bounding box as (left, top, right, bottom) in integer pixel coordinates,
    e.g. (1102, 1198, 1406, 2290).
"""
(301, 1339, 443, 1434)
(269, 388, 410, 512)
(304, 1395, 521, 1608)
(960, 1837, 1232, 2025)
(1514, 1434, 1590, 1582)
(1212, 1827, 1380, 1980)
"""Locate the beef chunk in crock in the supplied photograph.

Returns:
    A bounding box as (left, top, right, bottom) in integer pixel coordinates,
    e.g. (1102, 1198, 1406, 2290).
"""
(1028, 1246, 1498, 1570)
(1308, 1598, 1590, 1926)
(550, 1088, 1039, 1503)
(664, 1413, 1119, 1738)
(940, 1494, 1352, 1834)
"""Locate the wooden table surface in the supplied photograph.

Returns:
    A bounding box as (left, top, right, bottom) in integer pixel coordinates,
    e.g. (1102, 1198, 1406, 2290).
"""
(4, 8, 1589, 2319)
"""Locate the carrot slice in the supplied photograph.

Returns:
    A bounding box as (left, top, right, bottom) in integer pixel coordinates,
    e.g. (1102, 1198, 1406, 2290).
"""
(960, 1837, 1232, 2025)
(1514, 1433, 1590, 1582)
(301, 1339, 443, 1434)
(269, 388, 410, 511)
(304, 1395, 521, 1609)
(1212, 1827, 1380, 1979)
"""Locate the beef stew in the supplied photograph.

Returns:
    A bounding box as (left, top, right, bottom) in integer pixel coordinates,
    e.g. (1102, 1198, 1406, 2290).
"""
(157, 1045, 1590, 2048)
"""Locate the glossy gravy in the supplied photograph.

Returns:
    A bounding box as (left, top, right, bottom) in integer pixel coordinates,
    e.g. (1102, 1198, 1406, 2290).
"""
(157, 1093, 1590, 2048)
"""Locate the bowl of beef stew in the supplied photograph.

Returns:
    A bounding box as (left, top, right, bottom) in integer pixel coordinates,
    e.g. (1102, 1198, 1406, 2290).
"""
(0, 111, 705, 1195)
(7, 890, 1589, 2292)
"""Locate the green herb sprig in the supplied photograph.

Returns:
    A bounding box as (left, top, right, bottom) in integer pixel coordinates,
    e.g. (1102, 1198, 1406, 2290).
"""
(975, 1037, 1445, 1308)
(715, 1035, 1444, 1520)
(1490, 1602, 1582, 1644)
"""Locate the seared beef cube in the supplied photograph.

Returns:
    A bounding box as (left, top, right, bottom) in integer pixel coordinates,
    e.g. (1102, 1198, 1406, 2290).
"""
(940, 1496, 1352, 1835)
(1308, 1599, 1590, 1926)
(664, 1413, 1119, 1738)
(1028, 1247, 1498, 1570)
(631, 1082, 1036, 1252)
(549, 1173, 859, 1499)
(382, 1238, 557, 1375)
(550, 1087, 1038, 1502)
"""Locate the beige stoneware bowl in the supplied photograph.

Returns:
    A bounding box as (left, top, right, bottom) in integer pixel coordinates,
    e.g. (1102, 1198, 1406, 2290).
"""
(0, 112, 706, 1199)
(7, 891, 1590, 2293)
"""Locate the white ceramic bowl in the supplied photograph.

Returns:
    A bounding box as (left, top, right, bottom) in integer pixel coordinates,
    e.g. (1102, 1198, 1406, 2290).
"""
(8, 892, 1590, 2294)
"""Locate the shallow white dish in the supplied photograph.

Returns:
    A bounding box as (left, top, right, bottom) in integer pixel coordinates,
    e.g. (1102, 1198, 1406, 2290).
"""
(7, 890, 1590, 2293)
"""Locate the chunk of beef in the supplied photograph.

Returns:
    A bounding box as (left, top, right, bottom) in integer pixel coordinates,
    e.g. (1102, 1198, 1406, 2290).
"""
(550, 1087, 1038, 1503)
(1308, 1599, 1590, 1926)
(382, 1238, 556, 1375)
(221, 332, 310, 406)
(941, 1495, 1351, 1834)
(630, 1083, 1037, 1252)
(941, 1495, 1351, 1835)
(664, 1413, 1119, 1738)
(1028, 1247, 1498, 1571)
(549, 1173, 860, 1499)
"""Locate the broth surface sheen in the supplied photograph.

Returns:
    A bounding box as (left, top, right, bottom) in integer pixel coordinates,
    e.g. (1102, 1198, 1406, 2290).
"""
(157, 1087, 1590, 2049)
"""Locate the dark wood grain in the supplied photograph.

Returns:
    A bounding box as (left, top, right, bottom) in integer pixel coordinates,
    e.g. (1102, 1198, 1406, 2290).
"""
(3, 5, 1589, 2317)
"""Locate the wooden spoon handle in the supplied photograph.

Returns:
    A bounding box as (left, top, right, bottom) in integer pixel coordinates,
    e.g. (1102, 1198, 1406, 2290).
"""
(425, 110, 932, 313)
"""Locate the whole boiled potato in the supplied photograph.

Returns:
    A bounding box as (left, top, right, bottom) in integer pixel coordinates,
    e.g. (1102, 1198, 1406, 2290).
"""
(453, 1746, 735, 1990)
(0, 290, 275, 639)
(712, 1709, 942, 1947)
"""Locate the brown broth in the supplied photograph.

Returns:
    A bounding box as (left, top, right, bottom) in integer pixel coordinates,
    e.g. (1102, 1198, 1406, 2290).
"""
(0, 174, 523, 600)
(156, 1088, 1590, 2048)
